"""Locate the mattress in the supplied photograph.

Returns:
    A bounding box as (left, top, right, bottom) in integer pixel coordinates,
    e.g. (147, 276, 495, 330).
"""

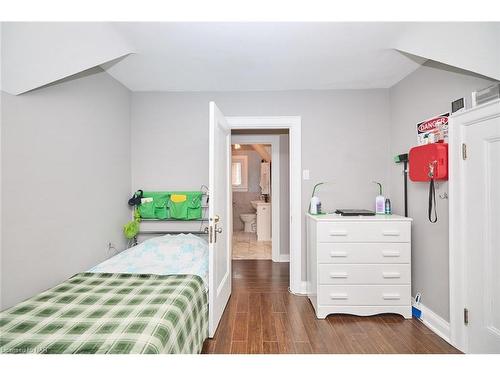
(89, 233, 209, 288)
(0, 233, 210, 354)
(0, 272, 208, 354)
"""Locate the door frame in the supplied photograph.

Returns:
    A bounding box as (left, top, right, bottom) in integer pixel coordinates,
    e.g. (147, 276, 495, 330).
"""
(231, 134, 281, 263)
(449, 99, 500, 353)
(226, 116, 303, 294)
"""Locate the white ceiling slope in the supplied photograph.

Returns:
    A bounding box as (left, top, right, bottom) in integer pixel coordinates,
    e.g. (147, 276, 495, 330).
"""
(1, 22, 134, 95)
(395, 22, 500, 82)
(1, 22, 498, 94)
(104, 22, 425, 91)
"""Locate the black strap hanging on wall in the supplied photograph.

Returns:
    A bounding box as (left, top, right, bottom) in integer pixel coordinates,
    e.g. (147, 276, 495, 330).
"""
(428, 162, 438, 223)
(428, 178, 437, 223)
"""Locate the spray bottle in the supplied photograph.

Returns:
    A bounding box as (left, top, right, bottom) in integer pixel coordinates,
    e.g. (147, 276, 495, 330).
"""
(309, 182, 325, 215)
(373, 181, 385, 215)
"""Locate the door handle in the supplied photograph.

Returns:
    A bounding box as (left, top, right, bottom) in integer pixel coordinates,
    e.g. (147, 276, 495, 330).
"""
(214, 214, 223, 243)
(330, 251, 348, 257)
(382, 230, 400, 236)
(211, 225, 223, 243)
(214, 225, 222, 242)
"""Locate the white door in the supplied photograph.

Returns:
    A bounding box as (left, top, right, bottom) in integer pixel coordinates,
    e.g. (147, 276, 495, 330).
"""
(464, 114, 500, 353)
(208, 102, 232, 337)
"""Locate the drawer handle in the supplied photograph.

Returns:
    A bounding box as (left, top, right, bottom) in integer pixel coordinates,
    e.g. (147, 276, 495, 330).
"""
(330, 293, 348, 300)
(330, 251, 348, 258)
(329, 230, 348, 236)
(382, 250, 400, 257)
(329, 272, 348, 279)
(382, 293, 401, 300)
(382, 230, 400, 237)
(382, 272, 401, 279)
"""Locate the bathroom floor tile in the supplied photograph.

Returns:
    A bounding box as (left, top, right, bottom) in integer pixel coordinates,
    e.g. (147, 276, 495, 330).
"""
(232, 231, 271, 260)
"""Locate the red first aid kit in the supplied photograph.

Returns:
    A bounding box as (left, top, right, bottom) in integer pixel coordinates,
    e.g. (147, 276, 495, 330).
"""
(409, 143, 448, 182)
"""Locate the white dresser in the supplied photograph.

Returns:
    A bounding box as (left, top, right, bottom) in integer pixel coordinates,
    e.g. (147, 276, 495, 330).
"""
(306, 213, 412, 319)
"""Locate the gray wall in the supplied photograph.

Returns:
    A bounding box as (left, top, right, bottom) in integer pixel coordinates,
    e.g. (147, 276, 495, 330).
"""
(131, 90, 392, 277)
(1, 68, 131, 310)
(388, 61, 495, 320)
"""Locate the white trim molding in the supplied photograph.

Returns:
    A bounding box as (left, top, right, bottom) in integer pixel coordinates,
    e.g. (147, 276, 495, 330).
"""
(413, 298, 451, 344)
(278, 254, 290, 263)
(227, 116, 302, 294)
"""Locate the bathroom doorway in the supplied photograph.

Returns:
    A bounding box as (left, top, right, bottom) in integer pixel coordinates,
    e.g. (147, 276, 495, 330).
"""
(230, 132, 289, 262)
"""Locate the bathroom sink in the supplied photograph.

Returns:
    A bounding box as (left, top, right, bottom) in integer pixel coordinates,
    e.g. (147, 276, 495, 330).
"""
(250, 200, 269, 210)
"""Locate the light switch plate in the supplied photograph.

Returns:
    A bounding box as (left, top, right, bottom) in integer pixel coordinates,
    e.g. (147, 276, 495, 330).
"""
(303, 169, 310, 180)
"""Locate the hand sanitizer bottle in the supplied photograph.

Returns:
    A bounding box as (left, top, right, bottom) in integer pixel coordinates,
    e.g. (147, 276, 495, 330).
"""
(373, 181, 385, 214)
(385, 198, 392, 215)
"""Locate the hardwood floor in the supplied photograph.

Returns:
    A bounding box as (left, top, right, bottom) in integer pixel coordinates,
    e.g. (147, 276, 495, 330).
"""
(202, 260, 461, 354)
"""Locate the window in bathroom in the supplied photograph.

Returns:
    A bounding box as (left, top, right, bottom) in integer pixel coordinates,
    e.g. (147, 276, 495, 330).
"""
(232, 155, 248, 192)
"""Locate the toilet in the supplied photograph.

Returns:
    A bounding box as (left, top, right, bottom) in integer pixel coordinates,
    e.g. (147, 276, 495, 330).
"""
(240, 213, 257, 233)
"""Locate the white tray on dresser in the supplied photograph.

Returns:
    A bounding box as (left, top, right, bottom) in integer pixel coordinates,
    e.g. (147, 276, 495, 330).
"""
(306, 213, 413, 319)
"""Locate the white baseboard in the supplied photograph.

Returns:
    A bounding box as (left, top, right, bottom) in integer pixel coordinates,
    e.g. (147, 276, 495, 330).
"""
(289, 280, 308, 295)
(413, 298, 451, 344)
(278, 254, 290, 262)
(299, 281, 308, 295)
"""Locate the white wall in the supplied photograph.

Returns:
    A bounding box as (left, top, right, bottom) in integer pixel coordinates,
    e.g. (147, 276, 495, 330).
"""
(1, 68, 131, 309)
(388, 61, 496, 321)
(131, 90, 391, 278)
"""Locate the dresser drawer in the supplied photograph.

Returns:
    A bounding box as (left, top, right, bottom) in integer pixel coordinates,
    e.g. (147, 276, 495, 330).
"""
(318, 264, 411, 285)
(317, 243, 411, 264)
(318, 285, 411, 306)
(317, 221, 411, 243)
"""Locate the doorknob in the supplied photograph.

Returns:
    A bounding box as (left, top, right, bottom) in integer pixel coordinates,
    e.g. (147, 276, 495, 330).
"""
(213, 215, 220, 223)
(214, 220, 222, 242)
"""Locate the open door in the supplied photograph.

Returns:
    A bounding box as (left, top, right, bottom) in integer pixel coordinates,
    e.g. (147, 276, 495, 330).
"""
(208, 102, 232, 337)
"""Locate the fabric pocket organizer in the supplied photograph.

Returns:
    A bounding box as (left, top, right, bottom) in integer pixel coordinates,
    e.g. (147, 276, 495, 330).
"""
(138, 192, 170, 220)
(187, 193, 202, 220)
(168, 192, 203, 220)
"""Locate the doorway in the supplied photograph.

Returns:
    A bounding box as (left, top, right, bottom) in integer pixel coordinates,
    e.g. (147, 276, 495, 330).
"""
(226, 117, 302, 293)
(231, 135, 282, 262)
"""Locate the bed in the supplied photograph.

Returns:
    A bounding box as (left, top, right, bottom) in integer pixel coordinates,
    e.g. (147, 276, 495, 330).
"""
(0, 234, 209, 354)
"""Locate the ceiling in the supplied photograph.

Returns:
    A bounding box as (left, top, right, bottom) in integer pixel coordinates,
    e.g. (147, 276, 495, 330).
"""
(103, 23, 427, 91)
(3, 22, 498, 95)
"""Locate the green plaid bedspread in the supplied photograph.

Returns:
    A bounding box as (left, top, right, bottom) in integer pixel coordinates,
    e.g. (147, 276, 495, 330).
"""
(0, 273, 208, 354)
